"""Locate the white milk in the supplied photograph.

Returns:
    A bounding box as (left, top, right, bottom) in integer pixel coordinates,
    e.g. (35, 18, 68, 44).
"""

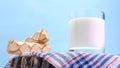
(69, 17, 105, 51)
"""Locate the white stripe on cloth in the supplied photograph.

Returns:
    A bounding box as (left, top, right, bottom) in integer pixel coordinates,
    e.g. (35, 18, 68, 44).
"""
(89, 54, 103, 67)
(94, 54, 109, 68)
(82, 54, 98, 68)
(61, 52, 88, 68)
(105, 55, 120, 68)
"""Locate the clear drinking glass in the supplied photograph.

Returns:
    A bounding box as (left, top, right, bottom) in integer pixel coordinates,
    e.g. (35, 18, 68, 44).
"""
(69, 8, 105, 53)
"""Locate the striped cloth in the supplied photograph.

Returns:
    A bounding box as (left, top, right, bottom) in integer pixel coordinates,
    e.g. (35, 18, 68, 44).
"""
(5, 52, 120, 68)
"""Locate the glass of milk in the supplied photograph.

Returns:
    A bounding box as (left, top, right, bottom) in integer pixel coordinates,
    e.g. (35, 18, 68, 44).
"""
(69, 8, 105, 53)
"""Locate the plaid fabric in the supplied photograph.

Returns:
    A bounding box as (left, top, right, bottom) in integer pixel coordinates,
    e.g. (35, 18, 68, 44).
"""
(5, 52, 120, 68)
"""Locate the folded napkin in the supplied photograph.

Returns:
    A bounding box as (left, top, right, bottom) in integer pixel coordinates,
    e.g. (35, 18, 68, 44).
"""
(5, 52, 120, 68)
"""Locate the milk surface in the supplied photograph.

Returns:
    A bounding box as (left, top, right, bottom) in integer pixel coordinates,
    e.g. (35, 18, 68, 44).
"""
(69, 17, 105, 50)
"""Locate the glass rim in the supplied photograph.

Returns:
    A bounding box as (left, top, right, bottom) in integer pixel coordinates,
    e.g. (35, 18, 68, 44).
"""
(70, 8, 105, 20)
(71, 8, 104, 12)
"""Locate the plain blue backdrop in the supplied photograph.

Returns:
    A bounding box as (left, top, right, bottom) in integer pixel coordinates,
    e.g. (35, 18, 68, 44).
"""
(0, 0, 120, 67)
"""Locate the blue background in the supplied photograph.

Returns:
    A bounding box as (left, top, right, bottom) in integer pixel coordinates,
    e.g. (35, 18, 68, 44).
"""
(0, 0, 120, 67)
